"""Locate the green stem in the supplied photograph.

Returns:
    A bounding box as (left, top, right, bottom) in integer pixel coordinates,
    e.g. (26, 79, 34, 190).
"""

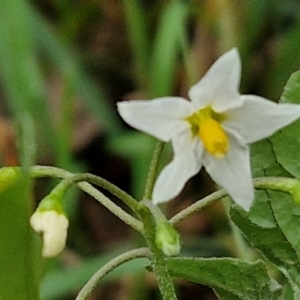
(76, 247, 151, 300)
(77, 181, 143, 232)
(29, 166, 143, 232)
(254, 176, 298, 192)
(142, 199, 167, 222)
(31, 166, 139, 211)
(222, 197, 253, 261)
(144, 142, 164, 200)
(170, 177, 300, 225)
(137, 204, 178, 300)
(71, 173, 139, 211)
(141, 142, 177, 299)
(170, 189, 227, 225)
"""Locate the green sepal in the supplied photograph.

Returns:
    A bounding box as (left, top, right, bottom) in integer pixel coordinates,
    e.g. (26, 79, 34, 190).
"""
(36, 180, 70, 215)
(37, 193, 65, 215)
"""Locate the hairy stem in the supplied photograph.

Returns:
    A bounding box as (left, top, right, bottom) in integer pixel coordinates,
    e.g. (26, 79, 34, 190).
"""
(138, 204, 178, 300)
(30, 166, 143, 231)
(76, 247, 151, 300)
(170, 177, 300, 225)
(31, 166, 139, 211)
(78, 181, 143, 231)
(144, 142, 164, 200)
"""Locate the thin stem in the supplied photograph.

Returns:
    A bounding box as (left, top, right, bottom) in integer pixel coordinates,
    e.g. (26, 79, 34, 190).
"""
(30, 166, 143, 232)
(170, 189, 227, 225)
(71, 173, 139, 211)
(138, 204, 178, 300)
(31, 166, 139, 211)
(254, 176, 298, 192)
(78, 181, 143, 232)
(144, 142, 164, 200)
(141, 199, 167, 222)
(170, 177, 300, 225)
(222, 197, 253, 261)
(76, 247, 151, 300)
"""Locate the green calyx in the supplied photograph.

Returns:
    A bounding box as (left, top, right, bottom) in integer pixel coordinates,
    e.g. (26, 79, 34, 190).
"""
(36, 180, 71, 215)
(37, 194, 65, 215)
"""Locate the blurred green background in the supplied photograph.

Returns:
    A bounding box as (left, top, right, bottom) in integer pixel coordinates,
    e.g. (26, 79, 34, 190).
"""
(0, 0, 300, 299)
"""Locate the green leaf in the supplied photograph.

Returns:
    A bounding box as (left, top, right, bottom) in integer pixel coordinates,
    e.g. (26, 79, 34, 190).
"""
(251, 139, 289, 178)
(278, 282, 294, 300)
(230, 190, 300, 294)
(271, 70, 300, 178)
(0, 174, 41, 299)
(166, 257, 279, 300)
(279, 70, 300, 105)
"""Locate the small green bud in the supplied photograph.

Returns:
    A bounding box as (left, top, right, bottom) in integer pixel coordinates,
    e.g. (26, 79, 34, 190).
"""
(155, 221, 181, 256)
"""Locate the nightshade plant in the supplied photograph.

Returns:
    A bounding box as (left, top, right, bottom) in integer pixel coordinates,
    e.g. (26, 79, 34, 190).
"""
(3, 48, 300, 299)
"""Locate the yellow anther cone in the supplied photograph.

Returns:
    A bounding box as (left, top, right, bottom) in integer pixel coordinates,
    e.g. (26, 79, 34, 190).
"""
(199, 119, 229, 157)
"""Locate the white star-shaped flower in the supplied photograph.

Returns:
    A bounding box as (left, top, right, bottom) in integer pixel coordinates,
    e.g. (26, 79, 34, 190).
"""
(117, 48, 300, 211)
(30, 210, 69, 257)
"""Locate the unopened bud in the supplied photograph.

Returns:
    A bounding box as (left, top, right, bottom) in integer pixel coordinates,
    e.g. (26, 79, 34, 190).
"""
(30, 210, 69, 257)
(155, 221, 181, 256)
(30, 181, 70, 258)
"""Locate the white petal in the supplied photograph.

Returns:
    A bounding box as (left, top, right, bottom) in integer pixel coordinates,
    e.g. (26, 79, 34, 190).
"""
(30, 211, 69, 257)
(224, 95, 300, 143)
(152, 130, 203, 204)
(202, 135, 253, 211)
(117, 98, 192, 142)
(188, 48, 241, 111)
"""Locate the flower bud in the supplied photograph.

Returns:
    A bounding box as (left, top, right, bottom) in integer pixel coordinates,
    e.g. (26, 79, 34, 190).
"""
(30, 210, 69, 257)
(155, 221, 181, 256)
(30, 181, 70, 258)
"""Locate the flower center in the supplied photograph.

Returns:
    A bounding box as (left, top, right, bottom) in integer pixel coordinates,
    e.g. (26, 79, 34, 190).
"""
(186, 106, 229, 157)
(198, 118, 228, 157)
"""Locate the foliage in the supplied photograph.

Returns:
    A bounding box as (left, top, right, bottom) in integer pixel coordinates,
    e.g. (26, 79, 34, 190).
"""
(1, 0, 300, 300)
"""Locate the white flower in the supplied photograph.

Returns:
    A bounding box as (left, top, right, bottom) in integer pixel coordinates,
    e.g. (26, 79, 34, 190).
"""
(117, 48, 300, 211)
(30, 210, 69, 257)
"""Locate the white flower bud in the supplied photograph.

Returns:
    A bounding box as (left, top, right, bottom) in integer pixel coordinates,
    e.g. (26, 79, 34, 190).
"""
(30, 210, 69, 258)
